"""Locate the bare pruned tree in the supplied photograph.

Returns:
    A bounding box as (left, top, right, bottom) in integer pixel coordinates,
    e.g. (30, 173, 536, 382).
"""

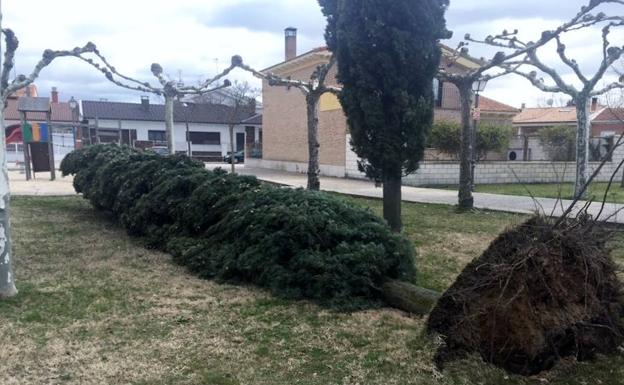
(0, 22, 105, 297)
(475, 0, 624, 199)
(440, 0, 616, 209)
(73, 53, 240, 154)
(236, 56, 341, 191)
(223, 81, 259, 174)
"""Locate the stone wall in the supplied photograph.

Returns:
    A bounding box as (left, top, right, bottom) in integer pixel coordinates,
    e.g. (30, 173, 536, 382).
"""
(345, 135, 624, 186)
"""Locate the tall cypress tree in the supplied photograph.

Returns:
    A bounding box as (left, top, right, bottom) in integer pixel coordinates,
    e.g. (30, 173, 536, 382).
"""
(319, 0, 450, 232)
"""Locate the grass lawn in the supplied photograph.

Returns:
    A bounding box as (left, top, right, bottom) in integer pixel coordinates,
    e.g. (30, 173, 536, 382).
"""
(1, 195, 623, 384)
(437, 182, 624, 204)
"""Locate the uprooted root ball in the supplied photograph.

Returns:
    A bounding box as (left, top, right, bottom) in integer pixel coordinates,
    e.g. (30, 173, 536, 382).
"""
(427, 216, 624, 376)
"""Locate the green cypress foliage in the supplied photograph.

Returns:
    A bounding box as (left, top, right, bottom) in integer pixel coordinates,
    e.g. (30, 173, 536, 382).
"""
(319, 0, 450, 231)
(61, 145, 416, 310)
(321, 0, 450, 180)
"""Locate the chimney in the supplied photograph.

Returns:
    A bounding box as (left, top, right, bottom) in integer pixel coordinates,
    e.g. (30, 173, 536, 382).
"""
(521, 103, 526, 110)
(51, 87, 59, 103)
(141, 96, 150, 111)
(591, 97, 598, 112)
(285, 27, 297, 61)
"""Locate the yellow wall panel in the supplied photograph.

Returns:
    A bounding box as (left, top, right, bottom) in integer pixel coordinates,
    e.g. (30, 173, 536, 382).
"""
(319, 93, 342, 112)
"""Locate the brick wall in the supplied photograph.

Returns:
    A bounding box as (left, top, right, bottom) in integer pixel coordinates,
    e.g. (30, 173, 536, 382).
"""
(262, 63, 346, 167)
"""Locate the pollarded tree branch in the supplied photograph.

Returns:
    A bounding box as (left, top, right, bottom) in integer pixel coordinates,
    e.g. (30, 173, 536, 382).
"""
(556, 36, 588, 83)
(455, 0, 623, 83)
(236, 60, 312, 94)
(0, 28, 18, 92)
(74, 55, 160, 95)
(234, 55, 341, 191)
(509, 68, 565, 93)
(526, 48, 579, 94)
(0, 29, 104, 100)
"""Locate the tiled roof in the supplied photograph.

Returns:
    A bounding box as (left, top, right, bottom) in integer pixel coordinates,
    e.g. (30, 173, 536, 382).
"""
(479, 96, 519, 113)
(265, 44, 486, 74)
(241, 113, 263, 125)
(4, 97, 73, 122)
(81, 100, 259, 125)
(17, 97, 50, 113)
(262, 46, 330, 73)
(514, 107, 581, 125)
(594, 108, 624, 122)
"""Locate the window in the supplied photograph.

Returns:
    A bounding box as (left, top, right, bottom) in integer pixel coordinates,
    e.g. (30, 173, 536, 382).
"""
(189, 132, 220, 145)
(148, 130, 167, 143)
(433, 78, 444, 107)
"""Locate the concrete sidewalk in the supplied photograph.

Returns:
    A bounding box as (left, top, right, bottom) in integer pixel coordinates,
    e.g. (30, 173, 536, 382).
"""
(240, 167, 624, 223)
(8, 164, 624, 224)
(8, 171, 77, 196)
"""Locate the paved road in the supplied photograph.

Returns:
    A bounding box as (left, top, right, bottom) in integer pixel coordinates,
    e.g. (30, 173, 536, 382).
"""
(240, 167, 624, 224)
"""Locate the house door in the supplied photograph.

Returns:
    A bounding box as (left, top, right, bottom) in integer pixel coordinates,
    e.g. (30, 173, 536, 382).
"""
(236, 133, 245, 152)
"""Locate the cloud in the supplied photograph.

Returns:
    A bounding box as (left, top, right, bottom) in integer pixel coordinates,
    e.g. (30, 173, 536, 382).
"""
(1, 0, 621, 108)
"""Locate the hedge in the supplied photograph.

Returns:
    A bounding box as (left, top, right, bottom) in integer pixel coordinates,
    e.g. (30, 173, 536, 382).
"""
(61, 145, 417, 309)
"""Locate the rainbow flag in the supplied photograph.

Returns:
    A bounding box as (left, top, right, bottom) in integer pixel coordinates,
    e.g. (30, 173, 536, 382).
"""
(22, 122, 49, 143)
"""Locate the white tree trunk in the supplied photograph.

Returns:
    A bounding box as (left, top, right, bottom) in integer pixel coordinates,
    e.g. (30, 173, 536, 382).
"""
(0, 109, 17, 298)
(306, 94, 321, 191)
(165, 96, 175, 154)
(574, 96, 591, 199)
(458, 83, 475, 209)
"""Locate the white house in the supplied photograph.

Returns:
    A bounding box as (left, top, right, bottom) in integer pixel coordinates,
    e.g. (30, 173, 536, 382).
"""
(81, 97, 262, 161)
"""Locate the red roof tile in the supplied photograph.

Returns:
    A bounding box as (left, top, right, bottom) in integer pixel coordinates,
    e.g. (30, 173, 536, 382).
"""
(479, 96, 519, 113)
(594, 108, 624, 122)
(4, 97, 73, 122)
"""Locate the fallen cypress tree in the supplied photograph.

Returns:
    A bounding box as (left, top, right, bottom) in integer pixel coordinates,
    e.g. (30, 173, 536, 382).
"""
(61, 145, 419, 310)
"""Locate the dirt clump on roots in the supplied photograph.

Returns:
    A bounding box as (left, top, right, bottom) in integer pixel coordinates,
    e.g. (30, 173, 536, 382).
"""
(426, 216, 624, 376)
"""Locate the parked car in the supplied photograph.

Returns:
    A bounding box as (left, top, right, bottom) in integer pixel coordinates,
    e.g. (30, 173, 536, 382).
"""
(223, 150, 244, 164)
(150, 146, 169, 156)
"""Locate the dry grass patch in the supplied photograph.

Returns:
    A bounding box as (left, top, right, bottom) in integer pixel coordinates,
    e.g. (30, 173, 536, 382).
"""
(0, 196, 622, 385)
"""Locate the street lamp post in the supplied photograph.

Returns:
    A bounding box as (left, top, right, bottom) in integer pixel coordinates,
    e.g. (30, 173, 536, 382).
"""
(471, 79, 488, 191)
(182, 102, 192, 157)
(68, 97, 80, 150)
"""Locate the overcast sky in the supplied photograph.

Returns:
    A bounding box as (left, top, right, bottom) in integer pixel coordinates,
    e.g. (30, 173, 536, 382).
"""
(3, 0, 622, 108)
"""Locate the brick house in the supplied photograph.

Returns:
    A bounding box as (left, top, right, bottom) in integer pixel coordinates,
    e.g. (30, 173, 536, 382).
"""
(591, 107, 624, 137)
(249, 28, 518, 177)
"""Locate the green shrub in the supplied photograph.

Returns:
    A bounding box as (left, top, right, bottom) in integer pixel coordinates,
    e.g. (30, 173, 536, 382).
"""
(427, 120, 461, 160)
(61, 145, 416, 309)
(538, 125, 576, 161)
(428, 120, 511, 160)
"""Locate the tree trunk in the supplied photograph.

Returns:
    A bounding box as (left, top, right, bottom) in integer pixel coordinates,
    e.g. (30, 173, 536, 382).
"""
(383, 173, 402, 233)
(458, 83, 475, 210)
(306, 94, 321, 191)
(574, 96, 591, 199)
(381, 280, 440, 315)
(164, 96, 175, 155)
(0, 109, 17, 298)
(229, 124, 236, 174)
